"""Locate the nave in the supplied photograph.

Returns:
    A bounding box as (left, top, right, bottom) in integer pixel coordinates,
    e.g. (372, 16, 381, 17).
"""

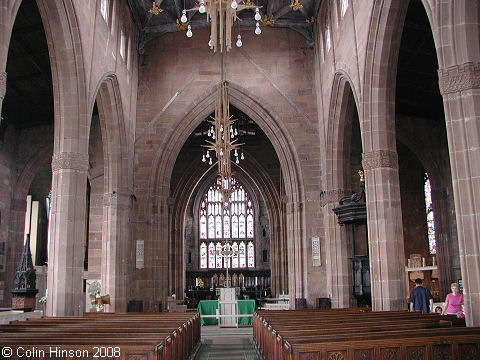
(194, 326, 260, 360)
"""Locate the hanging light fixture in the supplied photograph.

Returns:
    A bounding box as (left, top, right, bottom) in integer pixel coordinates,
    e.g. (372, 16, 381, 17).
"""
(202, 82, 244, 203)
(185, 0, 263, 52)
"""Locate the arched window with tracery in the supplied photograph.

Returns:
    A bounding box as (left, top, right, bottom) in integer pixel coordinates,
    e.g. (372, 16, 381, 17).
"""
(424, 173, 436, 254)
(199, 176, 255, 269)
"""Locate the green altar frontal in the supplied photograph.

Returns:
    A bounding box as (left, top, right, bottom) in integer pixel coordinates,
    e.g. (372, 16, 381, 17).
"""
(197, 299, 256, 325)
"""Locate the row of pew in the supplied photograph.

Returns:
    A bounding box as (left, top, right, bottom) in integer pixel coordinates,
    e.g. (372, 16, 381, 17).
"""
(0, 312, 200, 360)
(253, 308, 480, 360)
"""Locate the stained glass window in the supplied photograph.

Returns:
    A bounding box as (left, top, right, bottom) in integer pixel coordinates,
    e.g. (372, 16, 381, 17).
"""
(232, 242, 239, 268)
(424, 173, 436, 254)
(200, 202, 207, 239)
(247, 241, 255, 267)
(239, 242, 246, 267)
(208, 243, 215, 268)
(200, 242, 207, 268)
(199, 176, 255, 269)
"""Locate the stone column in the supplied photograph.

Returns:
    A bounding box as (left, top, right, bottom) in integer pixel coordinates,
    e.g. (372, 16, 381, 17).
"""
(276, 199, 289, 297)
(46, 152, 89, 316)
(269, 211, 285, 297)
(285, 200, 305, 307)
(363, 150, 406, 311)
(102, 191, 131, 312)
(439, 62, 480, 326)
(322, 189, 351, 308)
(0, 71, 6, 122)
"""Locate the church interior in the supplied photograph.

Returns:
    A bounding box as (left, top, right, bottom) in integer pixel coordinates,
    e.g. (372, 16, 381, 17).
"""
(0, 0, 480, 341)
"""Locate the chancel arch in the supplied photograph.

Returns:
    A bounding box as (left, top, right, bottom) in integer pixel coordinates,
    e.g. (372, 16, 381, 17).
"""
(147, 82, 304, 309)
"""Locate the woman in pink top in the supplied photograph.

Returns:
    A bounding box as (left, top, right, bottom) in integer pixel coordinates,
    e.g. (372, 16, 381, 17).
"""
(442, 282, 463, 317)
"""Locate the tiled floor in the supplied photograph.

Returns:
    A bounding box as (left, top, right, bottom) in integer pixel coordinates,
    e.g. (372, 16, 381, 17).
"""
(193, 326, 261, 360)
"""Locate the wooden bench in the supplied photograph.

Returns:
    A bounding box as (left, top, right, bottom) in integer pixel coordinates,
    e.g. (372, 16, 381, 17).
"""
(253, 309, 479, 360)
(283, 327, 480, 360)
(0, 312, 200, 360)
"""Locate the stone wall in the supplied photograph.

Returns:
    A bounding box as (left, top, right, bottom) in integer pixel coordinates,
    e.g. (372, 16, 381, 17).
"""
(133, 26, 321, 307)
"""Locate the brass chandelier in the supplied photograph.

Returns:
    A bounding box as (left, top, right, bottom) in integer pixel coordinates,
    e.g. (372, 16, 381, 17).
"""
(181, 0, 262, 52)
(202, 81, 243, 202)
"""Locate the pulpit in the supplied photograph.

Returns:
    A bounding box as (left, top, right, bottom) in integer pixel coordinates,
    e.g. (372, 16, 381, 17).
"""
(332, 170, 371, 307)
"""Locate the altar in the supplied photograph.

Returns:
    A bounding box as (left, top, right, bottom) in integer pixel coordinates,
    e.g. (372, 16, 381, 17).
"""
(197, 299, 256, 326)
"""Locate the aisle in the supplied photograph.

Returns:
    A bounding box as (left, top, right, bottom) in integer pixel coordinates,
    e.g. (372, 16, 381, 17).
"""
(193, 326, 262, 360)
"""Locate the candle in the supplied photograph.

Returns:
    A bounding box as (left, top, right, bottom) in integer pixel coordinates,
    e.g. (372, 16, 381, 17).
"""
(432, 256, 436, 266)
(196, 278, 198, 287)
(408, 259, 411, 267)
(422, 257, 425, 267)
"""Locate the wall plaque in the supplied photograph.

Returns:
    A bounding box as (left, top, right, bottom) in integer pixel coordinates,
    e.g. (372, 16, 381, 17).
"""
(136, 240, 145, 269)
(312, 236, 321, 266)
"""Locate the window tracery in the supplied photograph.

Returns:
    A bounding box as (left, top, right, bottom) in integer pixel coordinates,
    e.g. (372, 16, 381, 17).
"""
(199, 176, 255, 269)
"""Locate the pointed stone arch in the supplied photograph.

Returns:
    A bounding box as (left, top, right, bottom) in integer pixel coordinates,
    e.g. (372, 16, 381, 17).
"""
(90, 73, 131, 311)
(323, 72, 361, 307)
(148, 81, 305, 306)
(168, 145, 285, 300)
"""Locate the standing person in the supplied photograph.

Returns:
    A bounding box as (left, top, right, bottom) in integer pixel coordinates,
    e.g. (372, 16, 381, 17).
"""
(409, 278, 433, 314)
(442, 282, 464, 317)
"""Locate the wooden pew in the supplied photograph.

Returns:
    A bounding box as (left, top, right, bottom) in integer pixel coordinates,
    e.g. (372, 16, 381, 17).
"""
(283, 327, 480, 360)
(0, 312, 200, 360)
(253, 309, 479, 360)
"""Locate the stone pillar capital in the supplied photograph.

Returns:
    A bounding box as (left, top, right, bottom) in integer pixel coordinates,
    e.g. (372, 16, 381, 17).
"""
(362, 150, 398, 170)
(51, 152, 89, 172)
(0, 71, 6, 100)
(438, 62, 480, 95)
